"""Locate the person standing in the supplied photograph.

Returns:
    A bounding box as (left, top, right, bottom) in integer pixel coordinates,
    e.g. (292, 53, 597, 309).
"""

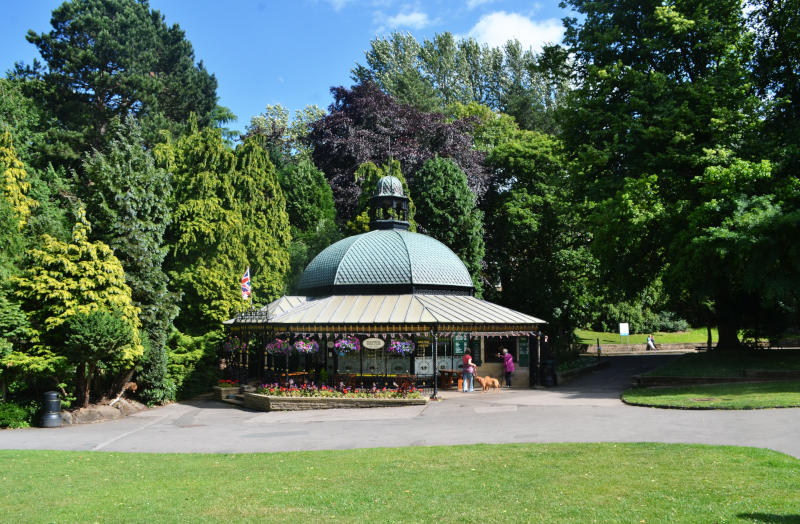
(647, 334, 656, 351)
(462, 348, 476, 392)
(497, 347, 515, 388)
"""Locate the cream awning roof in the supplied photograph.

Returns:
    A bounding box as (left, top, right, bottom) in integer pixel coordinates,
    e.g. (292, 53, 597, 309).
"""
(226, 294, 546, 335)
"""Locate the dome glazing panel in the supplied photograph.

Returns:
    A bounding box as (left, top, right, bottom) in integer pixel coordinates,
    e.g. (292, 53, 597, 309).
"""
(297, 229, 473, 296)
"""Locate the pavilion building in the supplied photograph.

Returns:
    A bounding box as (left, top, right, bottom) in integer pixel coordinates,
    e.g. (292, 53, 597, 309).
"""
(225, 175, 546, 393)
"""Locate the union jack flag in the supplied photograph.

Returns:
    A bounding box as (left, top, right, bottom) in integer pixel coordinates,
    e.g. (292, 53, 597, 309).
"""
(241, 267, 251, 300)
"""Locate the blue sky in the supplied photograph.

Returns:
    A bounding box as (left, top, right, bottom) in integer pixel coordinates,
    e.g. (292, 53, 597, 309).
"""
(2, 0, 571, 133)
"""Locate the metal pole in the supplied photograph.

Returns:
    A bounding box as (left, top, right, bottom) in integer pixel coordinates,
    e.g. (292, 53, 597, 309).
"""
(432, 329, 439, 399)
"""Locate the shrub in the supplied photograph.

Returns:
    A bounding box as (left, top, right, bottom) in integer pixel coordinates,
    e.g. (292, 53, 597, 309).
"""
(594, 301, 688, 334)
(0, 401, 30, 428)
(166, 329, 222, 400)
(654, 311, 689, 333)
(137, 338, 176, 406)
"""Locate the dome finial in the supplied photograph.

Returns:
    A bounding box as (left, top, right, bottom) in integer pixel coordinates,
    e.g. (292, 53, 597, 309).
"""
(369, 172, 409, 230)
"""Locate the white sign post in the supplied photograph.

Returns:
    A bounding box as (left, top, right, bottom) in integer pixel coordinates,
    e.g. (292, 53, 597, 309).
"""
(619, 323, 630, 346)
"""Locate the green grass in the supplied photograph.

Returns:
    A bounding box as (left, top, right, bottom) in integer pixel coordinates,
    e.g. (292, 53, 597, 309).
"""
(643, 349, 800, 378)
(1, 444, 798, 523)
(624, 380, 800, 409)
(576, 327, 716, 346)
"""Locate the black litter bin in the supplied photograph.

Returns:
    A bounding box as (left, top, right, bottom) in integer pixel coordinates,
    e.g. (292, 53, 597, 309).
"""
(39, 391, 62, 428)
(540, 359, 557, 387)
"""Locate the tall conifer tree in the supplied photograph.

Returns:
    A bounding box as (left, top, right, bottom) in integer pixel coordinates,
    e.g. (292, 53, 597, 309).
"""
(160, 124, 290, 332)
(412, 157, 485, 295)
(82, 117, 177, 403)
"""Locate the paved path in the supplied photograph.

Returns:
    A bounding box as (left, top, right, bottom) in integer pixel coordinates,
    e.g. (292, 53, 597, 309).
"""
(2, 354, 799, 457)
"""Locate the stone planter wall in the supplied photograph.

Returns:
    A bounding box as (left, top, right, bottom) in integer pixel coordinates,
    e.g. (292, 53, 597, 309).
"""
(243, 393, 428, 411)
(583, 343, 703, 354)
(213, 386, 240, 401)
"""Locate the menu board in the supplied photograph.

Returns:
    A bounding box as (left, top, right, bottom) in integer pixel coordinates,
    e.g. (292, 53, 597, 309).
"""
(453, 334, 467, 355)
(519, 337, 529, 367)
(470, 337, 482, 365)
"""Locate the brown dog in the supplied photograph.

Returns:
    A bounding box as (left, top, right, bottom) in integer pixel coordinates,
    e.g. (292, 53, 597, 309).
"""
(474, 375, 501, 392)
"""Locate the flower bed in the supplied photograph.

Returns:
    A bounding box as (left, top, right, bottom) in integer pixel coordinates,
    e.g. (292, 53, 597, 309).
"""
(256, 383, 422, 399)
(243, 393, 428, 411)
(244, 383, 427, 411)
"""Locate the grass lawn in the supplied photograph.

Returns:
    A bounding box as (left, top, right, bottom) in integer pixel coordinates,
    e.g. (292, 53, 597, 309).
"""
(576, 327, 716, 346)
(623, 380, 800, 409)
(642, 349, 800, 378)
(1, 444, 798, 523)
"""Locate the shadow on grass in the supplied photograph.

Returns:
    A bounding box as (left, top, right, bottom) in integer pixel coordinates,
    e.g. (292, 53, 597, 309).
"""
(737, 513, 800, 523)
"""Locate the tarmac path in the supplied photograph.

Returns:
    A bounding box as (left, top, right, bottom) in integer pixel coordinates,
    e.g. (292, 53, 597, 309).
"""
(2, 354, 799, 457)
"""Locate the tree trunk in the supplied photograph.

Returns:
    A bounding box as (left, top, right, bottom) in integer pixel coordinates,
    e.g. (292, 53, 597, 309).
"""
(76, 362, 89, 408)
(86, 362, 97, 407)
(0, 376, 6, 402)
(706, 326, 712, 351)
(716, 321, 742, 351)
(109, 368, 135, 400)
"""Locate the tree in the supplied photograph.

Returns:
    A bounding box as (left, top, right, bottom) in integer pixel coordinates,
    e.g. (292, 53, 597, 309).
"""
(0, 78, 46, 166)
(485, 131, 597, 349)
(0, 131, 38, 229)
(233, 136, 292, 302)
(411, 157, 485, 295)
(24, 0, 219, 165)
(561, 0, 758, 348)
(667, 154, 800, 345)
(279, 156, 336, 233)
(750, 0, 800, 178)
(353, 32, 570, 132)
(59, 309, 135, 408)
(352, 32, 442, 112)
(445, 102, 520, 152)
(308, 82, 487, 224)
(244, 104, 326, 166)
(81, 117, 177, 403)
(11, 209, 142, 398)
(159, 124, 290, 332)
(0, 294, 32, 401)
(277, 157, 343, 293)
(0, 197, 26, 291)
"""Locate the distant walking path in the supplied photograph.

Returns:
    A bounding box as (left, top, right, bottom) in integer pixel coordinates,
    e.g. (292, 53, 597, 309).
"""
(2, 355, 799, 458)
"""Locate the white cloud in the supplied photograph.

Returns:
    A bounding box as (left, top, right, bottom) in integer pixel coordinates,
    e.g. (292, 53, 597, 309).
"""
(467, 11, 563, 52)
(466, 0, 496, 9)
(385, 10, 431, 30)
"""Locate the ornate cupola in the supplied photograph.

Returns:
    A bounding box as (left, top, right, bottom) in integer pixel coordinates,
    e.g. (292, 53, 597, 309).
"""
(369, 175, 410, 231)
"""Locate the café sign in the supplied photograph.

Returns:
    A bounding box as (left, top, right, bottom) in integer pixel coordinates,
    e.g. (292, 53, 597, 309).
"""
(362, 337, 385, 349)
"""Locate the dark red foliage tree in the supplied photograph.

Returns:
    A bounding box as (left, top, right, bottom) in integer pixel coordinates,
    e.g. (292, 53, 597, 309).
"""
(308, 82, 487, 222)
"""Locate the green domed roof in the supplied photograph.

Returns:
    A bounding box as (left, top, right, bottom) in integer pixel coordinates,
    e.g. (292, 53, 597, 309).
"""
(374, 175, 404, 197)
(297, 229, 474, 296)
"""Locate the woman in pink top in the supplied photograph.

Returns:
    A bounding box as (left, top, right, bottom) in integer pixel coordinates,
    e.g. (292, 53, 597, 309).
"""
(462, 348, 476, 392)
(498, 347, 514, 387)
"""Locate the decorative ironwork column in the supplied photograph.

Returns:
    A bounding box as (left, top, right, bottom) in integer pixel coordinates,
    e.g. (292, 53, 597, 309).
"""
(431, 328, 438, 399)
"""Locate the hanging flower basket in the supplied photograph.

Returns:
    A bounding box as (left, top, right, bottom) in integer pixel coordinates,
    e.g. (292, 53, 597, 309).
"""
(387, 339, 415, 356)
(294, 338, 320, 354)
(265, 338, 289, 354)
(225, 336, 247, 352)
(334, 336, 360, 355)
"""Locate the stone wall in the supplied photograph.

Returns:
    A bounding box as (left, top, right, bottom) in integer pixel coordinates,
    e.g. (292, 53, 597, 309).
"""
(243, 393, 428, 411)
